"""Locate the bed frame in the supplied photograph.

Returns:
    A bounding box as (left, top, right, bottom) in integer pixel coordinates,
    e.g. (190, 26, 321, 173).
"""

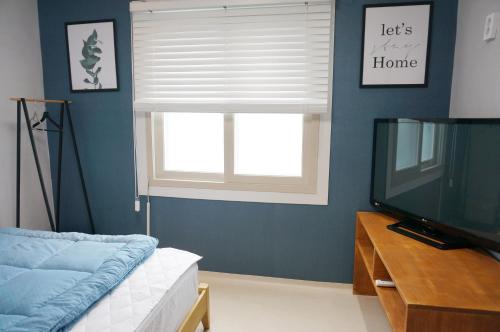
(178, 283, 210, 332)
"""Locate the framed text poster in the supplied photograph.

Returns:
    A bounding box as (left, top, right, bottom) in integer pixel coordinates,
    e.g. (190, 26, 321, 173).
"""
(360, 2, 433, 87)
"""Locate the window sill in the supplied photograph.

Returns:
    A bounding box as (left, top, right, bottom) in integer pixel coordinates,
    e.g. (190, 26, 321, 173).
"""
(141, 186, 328, 205)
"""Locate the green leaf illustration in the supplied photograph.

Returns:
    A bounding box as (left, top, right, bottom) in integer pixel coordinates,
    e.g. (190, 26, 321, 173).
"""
(80, 29, 103, 88)
(81, 41, 90, 57)
(86, 29, 98, 45)
(80, 55, 100, 70)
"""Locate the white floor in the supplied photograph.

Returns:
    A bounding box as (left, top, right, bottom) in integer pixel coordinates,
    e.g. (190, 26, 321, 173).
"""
(196, 271, 391, 332)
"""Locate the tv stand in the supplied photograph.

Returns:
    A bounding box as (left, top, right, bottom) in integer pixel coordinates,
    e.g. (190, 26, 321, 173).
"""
(354, 212, 500, 332)
(387, 220, 468, 250)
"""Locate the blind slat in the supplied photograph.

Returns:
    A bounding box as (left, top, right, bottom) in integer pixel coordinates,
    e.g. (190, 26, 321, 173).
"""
(134, 77, 329, 84)
(134, 49, 330, 60)
(133, 22, 330, 35)
(136, 85, 330, 93)
(135, 70, 330, 79)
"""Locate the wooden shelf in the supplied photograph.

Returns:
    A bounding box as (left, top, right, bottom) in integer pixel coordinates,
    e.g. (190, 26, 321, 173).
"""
(356, 242, 374, 276)
(375, 286, 406, 332)
(353, 212, 500, 332)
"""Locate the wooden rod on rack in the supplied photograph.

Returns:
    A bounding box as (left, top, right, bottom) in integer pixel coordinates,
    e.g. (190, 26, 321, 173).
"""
(10, 97, 72, 104)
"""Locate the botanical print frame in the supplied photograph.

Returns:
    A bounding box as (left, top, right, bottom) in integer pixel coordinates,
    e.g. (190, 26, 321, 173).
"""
(360, 2, 433, 88)
(65, 20, 119, 92)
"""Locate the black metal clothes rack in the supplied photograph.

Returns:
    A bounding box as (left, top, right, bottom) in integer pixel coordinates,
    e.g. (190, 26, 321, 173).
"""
(12, 97, 95, 233)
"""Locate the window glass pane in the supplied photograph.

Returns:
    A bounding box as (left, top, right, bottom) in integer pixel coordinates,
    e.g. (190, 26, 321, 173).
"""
(421, 123, 436, 162)
(234, 114, 303, 177)
(163, 113, 224, 173)
(395, 121, 420, 171)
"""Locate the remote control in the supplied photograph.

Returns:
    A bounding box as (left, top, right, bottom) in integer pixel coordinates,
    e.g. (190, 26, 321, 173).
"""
(375, 279, 395, 288)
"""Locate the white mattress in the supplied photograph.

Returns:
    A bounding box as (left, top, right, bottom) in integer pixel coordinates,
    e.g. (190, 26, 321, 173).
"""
(70, 248, 202, 332)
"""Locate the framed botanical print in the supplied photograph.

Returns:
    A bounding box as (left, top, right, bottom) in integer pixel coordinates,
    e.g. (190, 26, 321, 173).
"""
(360, 2, 433, 88)
(65, 19, 119, 92)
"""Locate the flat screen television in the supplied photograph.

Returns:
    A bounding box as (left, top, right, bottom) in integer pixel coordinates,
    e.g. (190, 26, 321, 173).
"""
(371, 118, 500, 252)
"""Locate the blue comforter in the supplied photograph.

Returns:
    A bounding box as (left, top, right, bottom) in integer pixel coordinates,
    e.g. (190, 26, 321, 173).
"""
(0, 228, 158, 332)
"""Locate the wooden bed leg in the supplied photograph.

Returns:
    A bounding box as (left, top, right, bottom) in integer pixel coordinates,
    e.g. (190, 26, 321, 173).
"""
(200, 283, 210, 330)
(178, 283, 210, 332)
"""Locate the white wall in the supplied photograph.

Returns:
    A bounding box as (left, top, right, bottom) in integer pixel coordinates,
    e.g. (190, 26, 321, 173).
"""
(450, 0, 500, 118)
(0, 0, 53, 230)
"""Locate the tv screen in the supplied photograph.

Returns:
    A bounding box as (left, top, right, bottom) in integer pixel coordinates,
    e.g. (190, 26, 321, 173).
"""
(371, 119, 500, 252)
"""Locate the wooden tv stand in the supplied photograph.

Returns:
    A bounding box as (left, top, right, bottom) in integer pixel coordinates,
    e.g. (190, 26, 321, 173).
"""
(353, 212, 500, 332)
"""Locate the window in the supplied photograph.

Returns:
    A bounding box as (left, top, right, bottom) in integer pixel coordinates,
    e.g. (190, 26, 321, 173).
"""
(131, 0, 334, 204)
(395, 121, 420, 171)
(149, 113, 319, 193)
(161, 113, 224, 175)
(234, 114, 303, 177)
(394, 120, 444, 172)
(386, 120, 446, 198)
(421, 122, 436, 162)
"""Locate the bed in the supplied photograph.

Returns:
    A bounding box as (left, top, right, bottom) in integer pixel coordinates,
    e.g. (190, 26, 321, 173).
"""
(0, 228, 210, 332)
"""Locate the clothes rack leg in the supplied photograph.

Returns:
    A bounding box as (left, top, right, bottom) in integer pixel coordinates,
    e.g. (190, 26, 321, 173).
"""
(16, 101, 21, 228)
(21, 98, 56, 232)
(65, 102, 95, 234)
(55, 103, 65, 232)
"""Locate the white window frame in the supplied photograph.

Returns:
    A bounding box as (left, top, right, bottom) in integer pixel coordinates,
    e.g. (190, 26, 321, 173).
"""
(136, 111, 331, 205)
(133, 0, 335, 205)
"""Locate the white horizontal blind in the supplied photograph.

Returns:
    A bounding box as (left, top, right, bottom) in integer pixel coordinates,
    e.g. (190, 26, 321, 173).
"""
(131, 0, 333, 113)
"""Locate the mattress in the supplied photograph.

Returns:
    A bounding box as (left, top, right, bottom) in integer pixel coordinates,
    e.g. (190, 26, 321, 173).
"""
(70, 248, 201, 332)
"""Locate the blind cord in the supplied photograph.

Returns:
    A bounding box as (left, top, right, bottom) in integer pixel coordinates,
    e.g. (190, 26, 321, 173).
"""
(131, 12, 141, 214)
(146, 180, 151, 236)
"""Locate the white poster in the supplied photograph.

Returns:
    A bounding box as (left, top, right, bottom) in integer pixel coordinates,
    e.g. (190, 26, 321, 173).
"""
(66, 20, 118, 92)
(361, 3, 432, 87)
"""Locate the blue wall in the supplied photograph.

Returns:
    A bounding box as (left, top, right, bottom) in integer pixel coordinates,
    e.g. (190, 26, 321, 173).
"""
(38, 0, 457, 282)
